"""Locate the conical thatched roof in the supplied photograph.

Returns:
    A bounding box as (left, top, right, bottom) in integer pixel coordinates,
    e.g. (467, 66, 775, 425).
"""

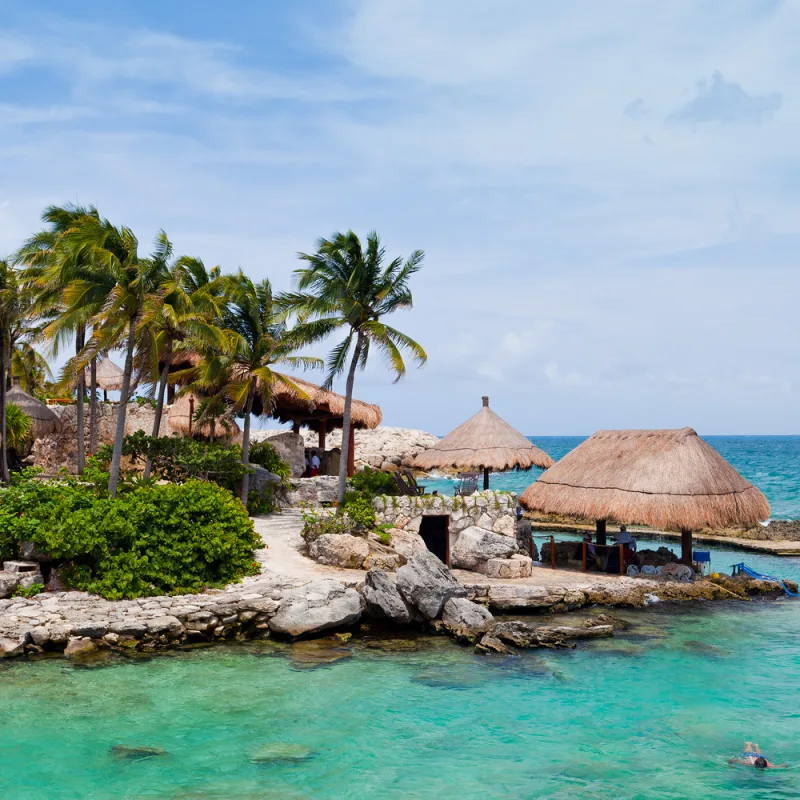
(167, 393, 241, 441)
(519, 428, 770, 531)
(412, 397, 554, 472)
(6, 382, 61, 438)
(254, 374, 383, 431)
(87, 357, 124, 391)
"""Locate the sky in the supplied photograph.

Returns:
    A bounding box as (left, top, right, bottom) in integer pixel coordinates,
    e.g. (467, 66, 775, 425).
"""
(0, 0, 797, 435)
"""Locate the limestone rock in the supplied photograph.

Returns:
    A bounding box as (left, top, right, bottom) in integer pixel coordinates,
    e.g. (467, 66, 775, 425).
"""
(0, 572, 19, 599)
(250, 430, 306, 478)
(395, 550, 467, 620)
(450, 526, 517, 571)
(145, 616, 184, 638)
(0, 635, 26, 658)
(361, 568, 413, 625)
(475, 634, 513, 655)
(441, 598, 495, 641)
(309, 534, 369, 569)
(491, 515, 516, 536)
(249, 743, 315, 763)
(477, 554, 533, 579)
(362, 536, 406, 571)
(388, 529, 427, 561)
(250, 465, 284, 506)
(269, 579, 362, 637)
(286, 476, 339, 506)
(64, 637, 99, 657)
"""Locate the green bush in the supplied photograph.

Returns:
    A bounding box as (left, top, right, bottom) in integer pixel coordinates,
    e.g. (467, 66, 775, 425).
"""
(300, 508, 351, 544)
(96, 431, 248, 493)
(350, 467, 399, 497)
(248, 440, 291, 479)
(0, 475, 261, 600)
(13, 583, 44, 598)
(341, 492, 376, 531)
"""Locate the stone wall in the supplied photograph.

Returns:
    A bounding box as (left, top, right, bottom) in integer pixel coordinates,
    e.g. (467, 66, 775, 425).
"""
(374, 491, 518, 537)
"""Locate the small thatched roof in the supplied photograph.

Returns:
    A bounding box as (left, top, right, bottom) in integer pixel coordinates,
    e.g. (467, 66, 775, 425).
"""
(87, 357, 124, 391)
(412, 397, 554, 472)
(7, 382, 61, 438)
(519, 428, 770, 531)
(167, 393, 241, 441)
(254, 374, 383, 431)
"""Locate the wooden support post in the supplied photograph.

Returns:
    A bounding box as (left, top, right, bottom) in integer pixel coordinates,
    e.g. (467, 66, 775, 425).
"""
(596, 519, 607, 546)
(167, 384, 175, 405)
(188, 396, 194, 437)
(529, 534, 534, 560)
(103, 389, 108, 403)
(550, 535, 556, 570)
(318, 425, 326, 450)
(292, 421, 300, 434)
(582, 541, 587, 573)
(347, 424, 355, 478)
(681, 529, 693, 566)
(619, 544, 624, 576)
(483, 467, 490, 491)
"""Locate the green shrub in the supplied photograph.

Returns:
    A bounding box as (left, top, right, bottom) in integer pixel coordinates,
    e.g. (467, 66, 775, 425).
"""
(96, 431, 248, 492)
(0, 477, 261, 600)
(300, 508, 351, 544)
(341, 492, 376, 531)
(248, 440, 291, 479)
(350, 467, 398, 497)
(13, 583, 44, 598)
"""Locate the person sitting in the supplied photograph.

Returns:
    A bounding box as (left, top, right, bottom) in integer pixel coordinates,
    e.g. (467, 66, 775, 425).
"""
(728, 742, 787, 769)
(310, 452, 321, 477)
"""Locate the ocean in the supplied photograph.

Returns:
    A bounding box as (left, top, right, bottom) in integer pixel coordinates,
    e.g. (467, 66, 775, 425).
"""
(421, 435, 800, 520)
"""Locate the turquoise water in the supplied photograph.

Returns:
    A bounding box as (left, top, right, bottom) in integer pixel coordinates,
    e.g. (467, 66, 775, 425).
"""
(2, 590, 800, 798)
(422, 435, 800, 519)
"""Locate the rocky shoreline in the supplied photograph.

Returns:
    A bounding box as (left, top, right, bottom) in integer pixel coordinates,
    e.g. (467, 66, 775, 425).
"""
(0, 547, 789, 661)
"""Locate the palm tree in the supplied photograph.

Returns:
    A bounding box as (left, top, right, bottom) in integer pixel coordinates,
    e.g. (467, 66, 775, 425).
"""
(16, 204, 102, 473)
(0, 260, 19, 484)
(281, 231, 427, 504)
(136, 256, 225, 479)
(57, 218, 168, 496)
(187, 272, 321, 503)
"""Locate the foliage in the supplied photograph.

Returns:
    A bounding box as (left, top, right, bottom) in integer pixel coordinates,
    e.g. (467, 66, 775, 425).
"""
(12, 583, 44, 598)
(248, 440, 291, 479)
(135, 396, 157, 409)
(247, 488, 278, 516)
(301, 493, 379, 543)
(4, 402, 32, 452)
(349, 466, 399, 497)
(341, 492, 376, 530)
(0, 474, 260, 600)
(95, 431, 249, 493)
(300, 507, 351, 544)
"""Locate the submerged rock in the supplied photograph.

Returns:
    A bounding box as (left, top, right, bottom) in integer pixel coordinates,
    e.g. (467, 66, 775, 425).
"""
(110, 745, 167, 760)
(269, 579, 362, 637)
(249, 743, 316, 763)
(287, 639, 353, 669)
(395, 550, 466, 620)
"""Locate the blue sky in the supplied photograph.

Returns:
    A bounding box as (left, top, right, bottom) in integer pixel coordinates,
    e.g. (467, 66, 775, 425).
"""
(0, 0, 797, 435)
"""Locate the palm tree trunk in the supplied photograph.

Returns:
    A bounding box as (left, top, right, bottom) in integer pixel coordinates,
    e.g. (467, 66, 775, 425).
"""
(239, 386, 256, 505)
(109, 317, 137, 497)
(210, 419, 216, 444)
(143, 337, 172, 479)
(337, 331, 365, 505)
(89, 356, 98, 454)
(0, 331, 8, 486)
(75, 324, 86, 474)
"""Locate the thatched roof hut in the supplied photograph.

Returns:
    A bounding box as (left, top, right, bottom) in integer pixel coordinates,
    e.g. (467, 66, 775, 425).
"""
(91, 357, 124, 392)
(412, 397, 554, 489)
(7, 380, 61, 439)
(167, 392, 240, 442)
(519, 428, 770, 564)
(260, 374, 382, 432)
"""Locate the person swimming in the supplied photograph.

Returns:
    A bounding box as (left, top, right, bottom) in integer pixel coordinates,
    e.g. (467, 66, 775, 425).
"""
(728, 742, 787, 769)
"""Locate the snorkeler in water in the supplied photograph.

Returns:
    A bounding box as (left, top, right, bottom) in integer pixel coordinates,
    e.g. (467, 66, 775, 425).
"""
(728, 742, 788, 769)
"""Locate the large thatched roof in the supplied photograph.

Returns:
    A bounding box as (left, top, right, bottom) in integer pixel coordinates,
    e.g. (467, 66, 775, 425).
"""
(519, 428, 770, 531)
(87, 356, 124, 391)
(167, 392, 241, 441)
(7, 383, 61, 438)
(253, 374, 382, 431)
(412, 397, 554, 472)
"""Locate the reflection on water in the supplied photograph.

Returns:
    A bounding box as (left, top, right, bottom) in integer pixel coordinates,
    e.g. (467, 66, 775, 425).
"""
(2, 597, 800, 799)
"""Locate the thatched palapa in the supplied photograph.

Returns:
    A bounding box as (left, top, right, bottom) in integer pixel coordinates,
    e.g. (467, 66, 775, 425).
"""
(520, 428, 770, 532)
(412, 397, 554, 488)
(90, 357, 124, 392)
(7, 380, 61, 439)
(167, 393, 240, 441)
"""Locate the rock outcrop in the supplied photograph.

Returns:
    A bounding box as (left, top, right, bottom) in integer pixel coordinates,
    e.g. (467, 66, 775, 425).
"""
(250, 430, 306, 478)
(361, 568, 414, 625)
(268, 579, 362, 637)
(450, 526, 517, 571)
(309, 534, 370, 569)
(395, 550, 467, 620)
(441, 597, 494, 641)
(286, 476, 339, 506)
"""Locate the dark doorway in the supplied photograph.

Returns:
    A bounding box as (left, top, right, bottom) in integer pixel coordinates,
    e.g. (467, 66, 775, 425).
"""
(419, 516, 450, 566)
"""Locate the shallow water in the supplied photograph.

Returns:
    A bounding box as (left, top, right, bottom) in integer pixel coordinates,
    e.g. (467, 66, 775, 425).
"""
(3, 575, 800, 798)
(422, 435, 800, 519)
